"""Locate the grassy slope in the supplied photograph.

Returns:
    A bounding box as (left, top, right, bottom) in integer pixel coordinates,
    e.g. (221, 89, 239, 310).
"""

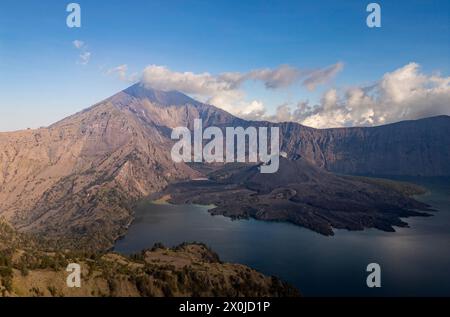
(0, 220, 299, 297)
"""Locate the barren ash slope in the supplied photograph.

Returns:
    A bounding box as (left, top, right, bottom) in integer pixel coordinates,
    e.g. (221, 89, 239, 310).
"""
(0, 84, 230, 250)
(0, 83, 449, 251)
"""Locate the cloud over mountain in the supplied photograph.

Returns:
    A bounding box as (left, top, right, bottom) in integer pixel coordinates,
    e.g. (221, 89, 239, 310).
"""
(302, 62, 344, 91)
(263, 63, 450, 128)
(109, 61, 448, 128)
(138, 63, 342, 118)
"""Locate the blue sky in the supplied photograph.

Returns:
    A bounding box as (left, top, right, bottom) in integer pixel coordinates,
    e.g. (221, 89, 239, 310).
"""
(0, 0, 449, 131)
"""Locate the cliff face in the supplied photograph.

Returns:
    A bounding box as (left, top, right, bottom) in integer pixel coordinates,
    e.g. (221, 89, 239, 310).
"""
(0, 83, 448, 250)
(279, 116, 450, 176)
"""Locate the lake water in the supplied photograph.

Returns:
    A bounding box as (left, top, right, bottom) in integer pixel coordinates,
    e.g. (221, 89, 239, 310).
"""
(114, 177, 450, 296)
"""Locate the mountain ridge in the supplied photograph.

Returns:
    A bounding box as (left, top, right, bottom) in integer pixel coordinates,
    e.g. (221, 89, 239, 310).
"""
(0, 83, 449, 250)
(7, 83, 448, 176)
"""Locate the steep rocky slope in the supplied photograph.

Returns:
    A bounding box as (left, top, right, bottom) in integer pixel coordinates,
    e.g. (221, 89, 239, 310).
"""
(0, 88, 203, 249)
(278, 116, 450, 176)
(0, 83, 448, 250)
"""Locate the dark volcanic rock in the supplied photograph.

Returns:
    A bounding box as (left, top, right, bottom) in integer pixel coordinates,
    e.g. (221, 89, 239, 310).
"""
(156, 157, 433, 236)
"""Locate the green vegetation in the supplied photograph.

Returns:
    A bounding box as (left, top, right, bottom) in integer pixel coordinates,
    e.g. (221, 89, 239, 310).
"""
(0, 219, 299, 297)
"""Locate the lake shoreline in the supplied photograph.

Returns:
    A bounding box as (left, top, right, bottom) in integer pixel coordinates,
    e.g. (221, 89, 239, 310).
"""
(115, 176, 450, 296)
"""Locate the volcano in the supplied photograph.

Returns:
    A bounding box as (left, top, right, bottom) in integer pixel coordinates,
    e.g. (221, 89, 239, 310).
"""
(0, 83, 448, 249)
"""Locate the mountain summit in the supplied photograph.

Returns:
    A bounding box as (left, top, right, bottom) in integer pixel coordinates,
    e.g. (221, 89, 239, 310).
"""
(0, 84, 449, 249)
(119, 83, 202, 107)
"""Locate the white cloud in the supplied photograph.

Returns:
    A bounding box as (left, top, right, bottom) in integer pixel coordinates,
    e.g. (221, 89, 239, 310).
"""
(207, 90, 266, 119)
(139, 65, 293, 117)
(106, 64, 139, 82)
(138, 63, 342, 118)
(79, 52, 91, 65)
(303, 62, 344, 91)
(141, 65, 234, 95)
(72, 40, 85, 49)
(247, 65, 302, 89)
(109, 61, 448, 128)
(72, 40, 91, 65)
(109, 64, 128, 79)
(260, 63, 450, 128)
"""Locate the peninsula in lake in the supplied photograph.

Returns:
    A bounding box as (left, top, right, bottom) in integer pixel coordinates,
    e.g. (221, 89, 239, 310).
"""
(153, 157, 433, 236)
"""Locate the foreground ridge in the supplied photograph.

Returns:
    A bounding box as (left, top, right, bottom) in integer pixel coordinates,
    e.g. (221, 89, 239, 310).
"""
(0, 221, 299, 297)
